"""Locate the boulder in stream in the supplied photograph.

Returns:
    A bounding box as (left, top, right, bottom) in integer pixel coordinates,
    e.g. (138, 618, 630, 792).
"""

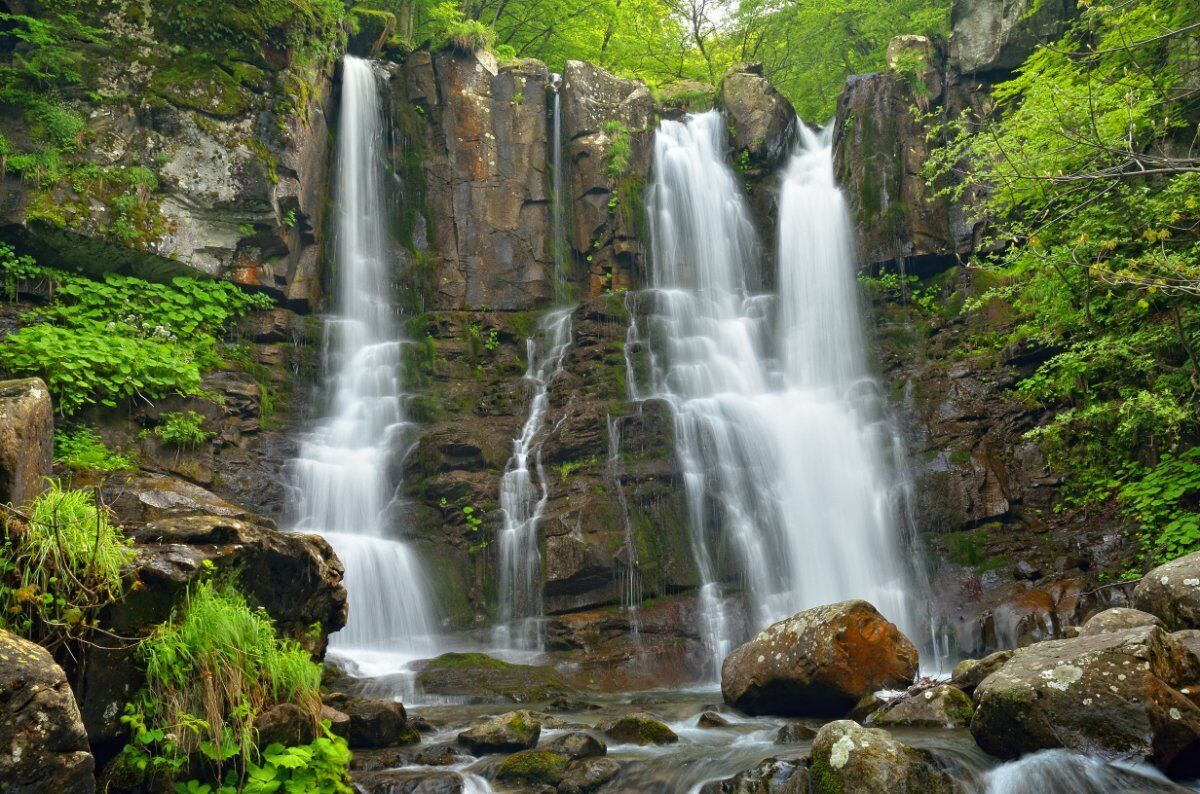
(541, 730, 606, 759)
(495, 749, 570, 787)
(1135, 551, 1200, 631)
(600, 712, 679, 745)
(971, 625, 1200, 773)
(721, 600, 919, 716)
(948, 650, 1013, 697)
(699, 757, 811, 793)
(558, 756, 621, 794)
(869, 684, 974, 729)
(457, 710, 543, 754)
(416, 651, 576, 702)
(810, 720, 962, 793)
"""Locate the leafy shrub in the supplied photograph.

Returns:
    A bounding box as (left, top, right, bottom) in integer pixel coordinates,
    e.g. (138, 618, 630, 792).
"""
(155, 410, 214, 448)
(426, 1, 496, 53)
(0, 245, 272, 413)
(172, 725, 353, 794)
(121, 581, 324, 781)
(54, 425, 136, 472)
(1120, 448, 1200, 564)
(600, 121, 631, 180)
(0, 481, 133, 649)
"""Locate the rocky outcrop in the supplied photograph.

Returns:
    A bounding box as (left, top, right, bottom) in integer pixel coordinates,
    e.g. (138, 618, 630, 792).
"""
(721, 600, 919, 716)
(971, 625, 1200, 773)
(561, 60, 656, 295)
(0, 630, 95, 793)
(950, 0, 1077, 75)
(719, 63, 797, 170)
(398, 49, 554, 310)
(1135, 551, 1200, 630)
(0, 377, 51, 506)
(76, 515, 346, 745)
(0, 4, 338, 307)
(810, 720, 962, 793)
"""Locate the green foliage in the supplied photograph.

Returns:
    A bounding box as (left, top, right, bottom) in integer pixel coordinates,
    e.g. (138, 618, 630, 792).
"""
(600, 120, 632, 180)
(0, 246, 272, 414)
(121, 581, 325, 782)
(0, 482, 133, 649)
(54, 425, 137, 472)
(1120, 448, 1200, 564)
(424, 1, 497, 53)
(155, 411, 214, 449)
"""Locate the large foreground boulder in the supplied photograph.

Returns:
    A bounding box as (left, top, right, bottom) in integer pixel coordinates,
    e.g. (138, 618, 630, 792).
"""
(971, 625, 1200, 773)
(721, 600, 919, 716)
(810, 720, 962, 793)
(0, 630, 95, 793)
(1135, 551, 1200, 631)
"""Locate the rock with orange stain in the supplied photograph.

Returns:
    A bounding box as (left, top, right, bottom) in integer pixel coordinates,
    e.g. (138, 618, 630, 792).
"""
(720, 600, 919, 717)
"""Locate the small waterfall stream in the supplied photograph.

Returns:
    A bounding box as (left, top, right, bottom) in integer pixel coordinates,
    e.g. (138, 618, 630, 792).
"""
(290, 56, 437, 678)
(641, 110, 917, 676)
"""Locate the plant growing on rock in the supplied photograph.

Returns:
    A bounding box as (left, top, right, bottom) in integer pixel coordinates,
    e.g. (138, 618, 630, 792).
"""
(54, 425, 137, 472)
(155, 410, 215, 448)
(0, 481, 133, 651)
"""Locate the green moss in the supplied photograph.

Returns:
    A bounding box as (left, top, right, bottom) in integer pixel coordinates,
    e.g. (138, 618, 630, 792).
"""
(149, 56, 256, 118)
(496, 750, 569, 786)
(422, 652, 518, 671)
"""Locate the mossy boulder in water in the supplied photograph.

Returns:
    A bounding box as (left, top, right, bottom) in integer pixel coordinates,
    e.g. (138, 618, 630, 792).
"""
(558, 756, 622, 793)
(810, 720, 961, 793)
(541, 731, 607, 760)
(721, 600, 919, 717)
(698, 757, 810, 793)
(948, 650, 1013, 697)
(869, 684, 974, 729)
(416, 652, 575, 702)
(456, 709, 547, 754)
(600, 712, 678, 745)
(495, 749, 571, 786)
(971, 625, 1200, 774)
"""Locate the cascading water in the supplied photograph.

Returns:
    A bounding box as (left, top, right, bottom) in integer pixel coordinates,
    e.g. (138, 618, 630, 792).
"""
(289, 56, 438, 677)
(493, 308, 573, 650)
(606, 414, 642, 628)
(641, 110, 917, 677)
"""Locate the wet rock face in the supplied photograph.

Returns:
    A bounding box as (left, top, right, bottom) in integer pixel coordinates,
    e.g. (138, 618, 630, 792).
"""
(719, 64, 797, 170)
(721, 600, 919, 717)
(76, 515, 346, 745)
(561, 59, 656, 296)
(401, 50, 554, 310)
(0, 630, 95, 793)
(970, 625, 1200, 772)
(0, 377, 52, 507)
(950, 0, 1077, 75)
(810, 720, 962, 793)
(1135, 551, 1200, 630)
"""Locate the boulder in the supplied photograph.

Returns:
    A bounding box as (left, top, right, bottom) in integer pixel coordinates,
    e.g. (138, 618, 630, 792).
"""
(415, 652, 575, 702)
(0, 630, 95, 793)
(456, 710, 542, 754)
(495, 749, 570, 787)
(1079, 607, 1164, 637)
(323, 692, 418, 748)
(869, 684, 974, 729)
(719, 65, 797, 168)
(721, 600, 919, 716)
(971, 626, 1200, 772)
(600, 712, 678, 745)
(351, 768, 470, 793)
(698, 757, 810, 793)
(541, 731, 606, 759)
(698, 710, 731, 728)
(776, 723, 817, 743)
(558, 756, 621, 794)
(948, 650, 1013, 696)
(1135, 551, 1200, 630)
(950, 0, 1077, 75)
(254, 702, 320, 747)
(0, 378, 52, 506)
(810, 720, 962, 793)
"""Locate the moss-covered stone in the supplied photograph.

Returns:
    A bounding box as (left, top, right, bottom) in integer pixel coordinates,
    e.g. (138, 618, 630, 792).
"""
(417, 653, 575, 702)
(600, 712, 678, 745)
(495, 749, 570, 786)
(348, 7, 396, 56)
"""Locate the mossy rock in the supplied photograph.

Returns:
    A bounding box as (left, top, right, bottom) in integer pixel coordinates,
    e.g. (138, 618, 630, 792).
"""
(810, 720, 958, 794)
(495, 749, 570, 786)
(348, 6, 395, 56)
(149, 57, 257, 118)
(416, 652, 576, 702)
(457, 709, 552, 754)
(600, 712, 678, 745)
(869, 685, 974, 729)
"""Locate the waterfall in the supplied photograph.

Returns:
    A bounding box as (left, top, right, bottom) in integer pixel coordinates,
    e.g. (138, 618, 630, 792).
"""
(493, 308, 573, 650)
(642, 110, 916, 678)
(549, 74, 570, 297)
(289, 56, 438, 677)
(606, 414, 642, 629)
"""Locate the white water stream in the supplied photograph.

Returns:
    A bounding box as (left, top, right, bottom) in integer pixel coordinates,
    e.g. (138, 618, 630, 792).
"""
(641, 111, 917, 677)
(290, 56, 438, 678)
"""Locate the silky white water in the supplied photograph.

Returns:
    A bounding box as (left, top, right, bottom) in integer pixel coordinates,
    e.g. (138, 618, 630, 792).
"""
(290, 56, 438, 677)
(641, 111, 916, 677)
(493, 308, 573, 650)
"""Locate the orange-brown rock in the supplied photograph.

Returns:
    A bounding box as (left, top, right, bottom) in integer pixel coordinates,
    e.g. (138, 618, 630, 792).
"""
(720, 600, 919, 716)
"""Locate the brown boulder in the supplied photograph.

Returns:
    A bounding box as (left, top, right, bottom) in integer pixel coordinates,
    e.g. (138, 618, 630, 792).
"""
(1134, 551, 1200, 630)
(0, 378, 51, 507)
(1079, 607, 1164, 637)
(0, 630, 94, 793)
(323, 692, 418, 748)
(719, 65, 797, 167)
(721, 600, 919, 716)
(869, 684, 974, 729)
